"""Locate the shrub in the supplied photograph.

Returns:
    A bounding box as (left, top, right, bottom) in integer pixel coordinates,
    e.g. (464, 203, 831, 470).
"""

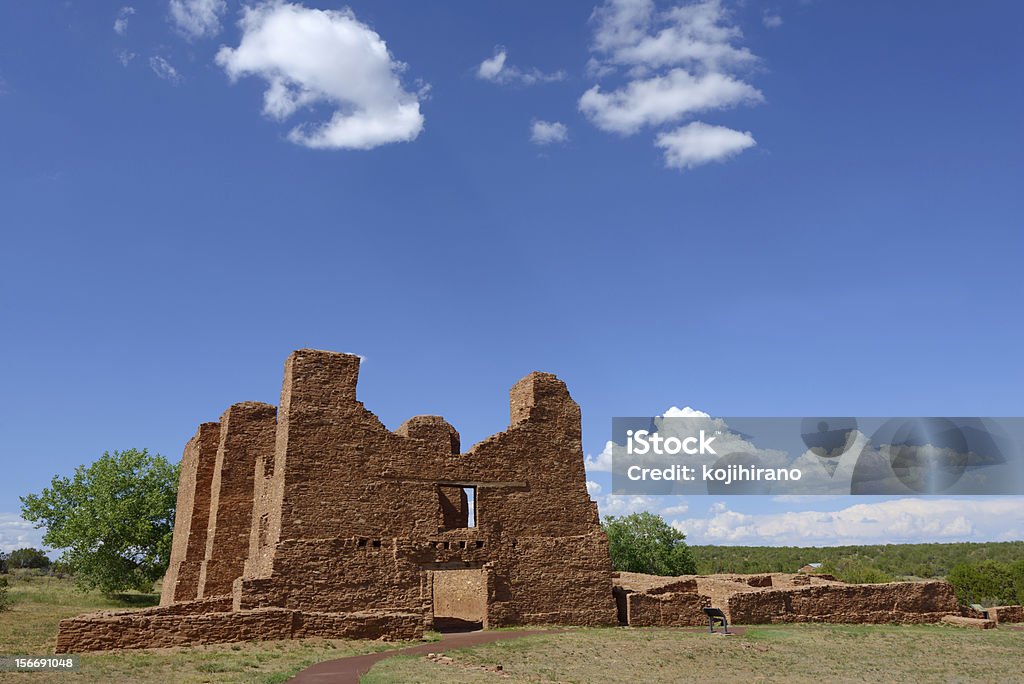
(947, 560, 1016, 606)
(0, 576, 11, 611)
(820, 557, 893, 584)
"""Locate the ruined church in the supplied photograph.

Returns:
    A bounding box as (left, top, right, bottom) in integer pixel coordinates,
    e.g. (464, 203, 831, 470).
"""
(57, 349, 618, 651)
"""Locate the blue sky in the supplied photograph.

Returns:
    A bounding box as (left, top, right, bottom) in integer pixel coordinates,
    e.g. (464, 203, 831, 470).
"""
(2, 1, 1022, 552)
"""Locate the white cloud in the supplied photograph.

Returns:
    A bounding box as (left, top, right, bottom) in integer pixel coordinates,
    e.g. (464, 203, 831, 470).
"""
(597, 494, 663, 517)
(585, 440, 616, 472)
(478, 50, 507, 81)
(581, 0, 763, 168)
(216, 2, 425, 151)
(586, 480, 603, 496)
(580, 69, 760, 135)
(530, 120, 569, 145)
(661, 406, 710, 418)
(149, 56, 182, 85)
(762, 12, 783, 29)
(476, 47, 566, 86)
(0, 513, 46, 553)
(655, 121, 756, 168)
(169, 0, 227, 39)
(118, 50, 136, 67)
(114, 6, 135, 36)
(662, 502, 690, 515)
(591, 492, 691, 519)
(591, 0, 756, 74)
(671, 497, 1024, 546)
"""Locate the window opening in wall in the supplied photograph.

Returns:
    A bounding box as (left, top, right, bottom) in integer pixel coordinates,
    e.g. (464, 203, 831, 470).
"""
(437, 484, 477, 530)
(464, 486, 476, 528)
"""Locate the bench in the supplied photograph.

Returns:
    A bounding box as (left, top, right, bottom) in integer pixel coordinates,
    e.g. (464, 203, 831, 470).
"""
(703, 607, 730, 634)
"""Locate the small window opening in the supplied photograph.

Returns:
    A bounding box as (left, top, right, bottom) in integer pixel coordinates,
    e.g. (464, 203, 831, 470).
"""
(437, 484, 478, 530)
(464, 486, 476, 528)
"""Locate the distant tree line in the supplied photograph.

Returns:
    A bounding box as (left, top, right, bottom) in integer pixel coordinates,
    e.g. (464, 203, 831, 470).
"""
(691, 541, 1024, 579)
(0, 547, 51, 572)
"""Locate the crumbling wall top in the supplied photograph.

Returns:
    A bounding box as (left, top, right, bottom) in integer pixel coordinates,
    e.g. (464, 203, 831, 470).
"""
(510, 371, 579, 428)
(396, 415, 461, 455)
(282, 349, 362, 410)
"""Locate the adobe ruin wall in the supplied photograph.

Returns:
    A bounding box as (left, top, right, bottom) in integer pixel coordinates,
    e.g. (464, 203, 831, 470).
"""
(613, 572, 965, 627)
(58, 349, 617, 652)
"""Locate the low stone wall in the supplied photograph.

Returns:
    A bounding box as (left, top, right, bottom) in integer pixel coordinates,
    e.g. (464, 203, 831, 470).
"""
(640, 578, 699, 595)
(727, 581, 958, 625)
(55, 607, 423, 653)
(625, 591, 708, 627)
(613, 573, 960, 628)
(989, 605, 1024, 624)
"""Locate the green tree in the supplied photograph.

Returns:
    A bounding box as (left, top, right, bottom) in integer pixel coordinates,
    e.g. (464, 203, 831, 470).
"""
(947, 560, 1015, 606)
(602, 512, 697, 576)
(20, 449, 178, 593)
(6, 547, 51, 570)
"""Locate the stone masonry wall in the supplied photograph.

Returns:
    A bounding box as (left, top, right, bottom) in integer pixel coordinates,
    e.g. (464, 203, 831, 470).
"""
(197, 402, 276, 598)
(625, 591, 709, 627)
(613, 573, 960, 628)
(726, 580, 958, 624)
(990, 605, 1024, 624)
(56, 608, 421, 653)
(160, 422, 220, 605)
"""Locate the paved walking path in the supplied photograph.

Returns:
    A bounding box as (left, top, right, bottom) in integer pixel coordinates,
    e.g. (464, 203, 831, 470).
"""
(288, 629, 558, 683)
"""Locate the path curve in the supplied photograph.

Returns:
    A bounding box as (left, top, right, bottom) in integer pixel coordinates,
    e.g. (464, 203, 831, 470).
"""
(288, 629, 559, 683)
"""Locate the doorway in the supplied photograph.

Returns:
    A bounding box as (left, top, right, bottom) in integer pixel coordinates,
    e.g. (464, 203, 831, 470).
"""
(431, 568, 486, 632)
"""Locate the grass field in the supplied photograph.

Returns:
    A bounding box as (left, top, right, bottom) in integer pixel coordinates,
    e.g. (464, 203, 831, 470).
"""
(2, 573, 1023, 683)
(363, 624, 1024, 683)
